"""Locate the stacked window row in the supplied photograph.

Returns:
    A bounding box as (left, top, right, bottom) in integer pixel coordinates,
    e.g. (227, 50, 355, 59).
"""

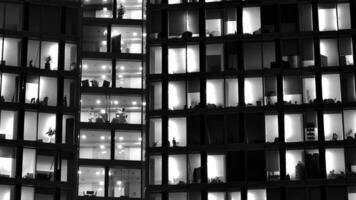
(149, 186, 356, 200)
(0, 185, 72, 200)
(80, 94, 144, 124)
(83, 25, 145, 54)
(83, 0, 145, 20)
(0, 147, 73, 199)
(0, 147, 73, 182)
(149, 148, 356, 184)
(79, 129, 142, 161)
(0, 109, 75, 144)
(0, 37, 77, 70)
(78, 166, 141, 198)
(149, 74, 355, 110)
(149, 109, 356, 147)
(149, 38, 354, 75)
(0, 72, 77, 107)
(81, 59, 144, 89)
(150, 2, 352, 38)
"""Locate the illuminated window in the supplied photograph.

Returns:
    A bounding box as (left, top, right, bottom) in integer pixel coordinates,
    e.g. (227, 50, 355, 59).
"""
(318, 3, 351, 31)
(247, 189, 266, 200)
(168, 118, 186, 147)
(208, 192, 225, 200)
(116, 60, 143, 89)
(168, 45, 200, 74)
(206, 79, 224, 107)
(284, 113, 303, 143)
(117, 0, 143, 19)
(206, 9, 223, 37)
(1, 73, 20, 103)
(344, 110, 356, 140)
(169, 155, 187, 184)
(81, 59, 112, 88)
(0, 185, 15, 200)
(286, 150, 304, 180)
(265, 114, 278, 143)
(168, 10, 199, 38)
(24, 112, 57, 143)
(244, 77, 263, 106)
(83, 0, 113, 18)
(168, 81, 186, 110)
(243, 7, 261, 35)
(225, 78, 238, 107)
(108, 168, 141, 198)
(115, 131, 142, 161)
(79, 130, 111, 160)
(207, 154, 225, 183)
(0, 147, 16, 178)
(325, 148, 345, 179)
(323, 112, 343, 141)
(0, 110, 18, 140)
(322, 74, 341, 103)
(149, 47, 162, 74)
(149, 155, 162, 185)
(111, 25, 143, 54)
(0, 37, 21, 67)
(78, 166, 105, 197)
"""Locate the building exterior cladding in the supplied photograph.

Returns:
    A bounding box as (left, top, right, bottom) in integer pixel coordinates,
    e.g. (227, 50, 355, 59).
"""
(146, 0, 356, 200)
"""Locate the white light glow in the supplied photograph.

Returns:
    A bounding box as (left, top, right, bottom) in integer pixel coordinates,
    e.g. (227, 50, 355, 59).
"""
(96, 100, 101, 104)
(243, 7, 261, 34)
(318, 8, 337, 31)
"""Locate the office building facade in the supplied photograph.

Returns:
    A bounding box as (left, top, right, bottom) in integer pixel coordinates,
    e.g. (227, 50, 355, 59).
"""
(146, 0, 356, 200)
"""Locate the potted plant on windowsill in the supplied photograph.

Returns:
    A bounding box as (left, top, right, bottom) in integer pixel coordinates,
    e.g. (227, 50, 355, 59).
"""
(117, 4, 125, 19)
(45, 128, 56, 143)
